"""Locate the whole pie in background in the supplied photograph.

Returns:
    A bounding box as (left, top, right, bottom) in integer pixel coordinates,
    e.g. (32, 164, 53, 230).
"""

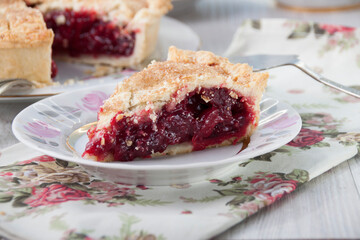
(83, 46, 269, 162)
(0, 0, 172, 87)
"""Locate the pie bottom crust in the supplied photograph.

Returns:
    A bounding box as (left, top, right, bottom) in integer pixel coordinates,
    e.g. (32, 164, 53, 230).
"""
(151, 134, 253, 158)
(0, 44, 53, 87)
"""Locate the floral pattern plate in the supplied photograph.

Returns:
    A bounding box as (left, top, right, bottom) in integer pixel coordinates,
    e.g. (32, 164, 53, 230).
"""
(12, 82, 302, 185)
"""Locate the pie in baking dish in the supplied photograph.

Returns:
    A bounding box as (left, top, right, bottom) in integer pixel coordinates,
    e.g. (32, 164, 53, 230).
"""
(0, 0, 172, 87)
(83, 47, 269, 162)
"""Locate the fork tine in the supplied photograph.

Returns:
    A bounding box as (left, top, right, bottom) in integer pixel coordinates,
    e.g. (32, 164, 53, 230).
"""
(0, 79, 33, 95)
(0, 78, 29, 83)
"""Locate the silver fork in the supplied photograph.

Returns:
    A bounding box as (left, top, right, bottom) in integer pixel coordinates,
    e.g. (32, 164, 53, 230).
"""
(0, 78, 33, 95)
(229, 54, 360, 99)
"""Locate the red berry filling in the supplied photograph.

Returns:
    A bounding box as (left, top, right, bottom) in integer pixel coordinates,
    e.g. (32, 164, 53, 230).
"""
(51, 60, 58, 78)
(83, 87, 255, 162)
(44, 9, 136, 57)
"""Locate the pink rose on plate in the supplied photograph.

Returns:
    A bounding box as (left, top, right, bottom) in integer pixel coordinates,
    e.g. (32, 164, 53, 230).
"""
(319, 24, 355, 35)
(266, 114, 299, 130)
(24, 184, 90, 207)
(80, 91, 108, 112)
(24, 120, 60, 138)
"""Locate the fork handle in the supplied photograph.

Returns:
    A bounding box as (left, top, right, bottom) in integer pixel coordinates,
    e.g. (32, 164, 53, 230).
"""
(294, 61, 360, 99)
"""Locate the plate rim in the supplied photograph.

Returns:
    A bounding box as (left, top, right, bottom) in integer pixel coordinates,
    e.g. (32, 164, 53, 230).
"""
(12, 82, 302, 171)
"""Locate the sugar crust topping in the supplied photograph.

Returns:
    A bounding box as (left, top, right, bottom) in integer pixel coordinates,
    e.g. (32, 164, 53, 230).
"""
(0, 0, 54, 48)
(97, 46, 269, 128)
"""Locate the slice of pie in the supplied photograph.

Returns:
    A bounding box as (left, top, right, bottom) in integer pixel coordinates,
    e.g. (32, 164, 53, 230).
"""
(83, 47, 269, 162)
(27, 0, 172, 67)
(0, 0, 55, 87)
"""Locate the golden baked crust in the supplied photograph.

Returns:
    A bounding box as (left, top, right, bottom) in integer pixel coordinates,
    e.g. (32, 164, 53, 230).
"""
(0, 0, 53, 48)
(0, 0, 53, 87)
(85, 47, 268, 162)
(98, 46, 268, 128)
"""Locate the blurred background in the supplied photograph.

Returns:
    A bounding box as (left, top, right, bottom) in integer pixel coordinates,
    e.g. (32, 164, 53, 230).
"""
(168, 0, 360, 54)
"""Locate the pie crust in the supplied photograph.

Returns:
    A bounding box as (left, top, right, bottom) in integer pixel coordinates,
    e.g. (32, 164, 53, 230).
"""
(0, 0, 54, 87)
(83, 47, 269, 162)
(29, 0, 172, 67)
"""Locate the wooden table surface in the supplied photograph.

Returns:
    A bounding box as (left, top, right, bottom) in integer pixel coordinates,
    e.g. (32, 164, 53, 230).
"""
(1, 0, 360, 239)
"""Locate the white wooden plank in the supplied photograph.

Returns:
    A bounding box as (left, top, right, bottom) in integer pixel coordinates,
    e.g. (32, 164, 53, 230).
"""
(349, 155, 360, 198)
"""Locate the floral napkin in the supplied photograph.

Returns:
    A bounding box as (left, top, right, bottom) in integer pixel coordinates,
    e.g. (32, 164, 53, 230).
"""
(1, 19, 360, 240)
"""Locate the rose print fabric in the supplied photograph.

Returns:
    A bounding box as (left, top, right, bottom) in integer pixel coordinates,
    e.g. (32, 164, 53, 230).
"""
(1, 19, 360, 240)
(24, 184, 91, 207)
(287, 128, 325, 148)
(225, 19, 360, 86)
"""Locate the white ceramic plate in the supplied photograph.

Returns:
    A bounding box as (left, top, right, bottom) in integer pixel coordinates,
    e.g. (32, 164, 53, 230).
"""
(0, 16, 200, 102)
(12, 82, 302, 185)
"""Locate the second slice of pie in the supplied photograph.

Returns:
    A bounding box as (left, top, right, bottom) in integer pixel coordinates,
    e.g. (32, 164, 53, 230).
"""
(83, 47, 269, 162)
